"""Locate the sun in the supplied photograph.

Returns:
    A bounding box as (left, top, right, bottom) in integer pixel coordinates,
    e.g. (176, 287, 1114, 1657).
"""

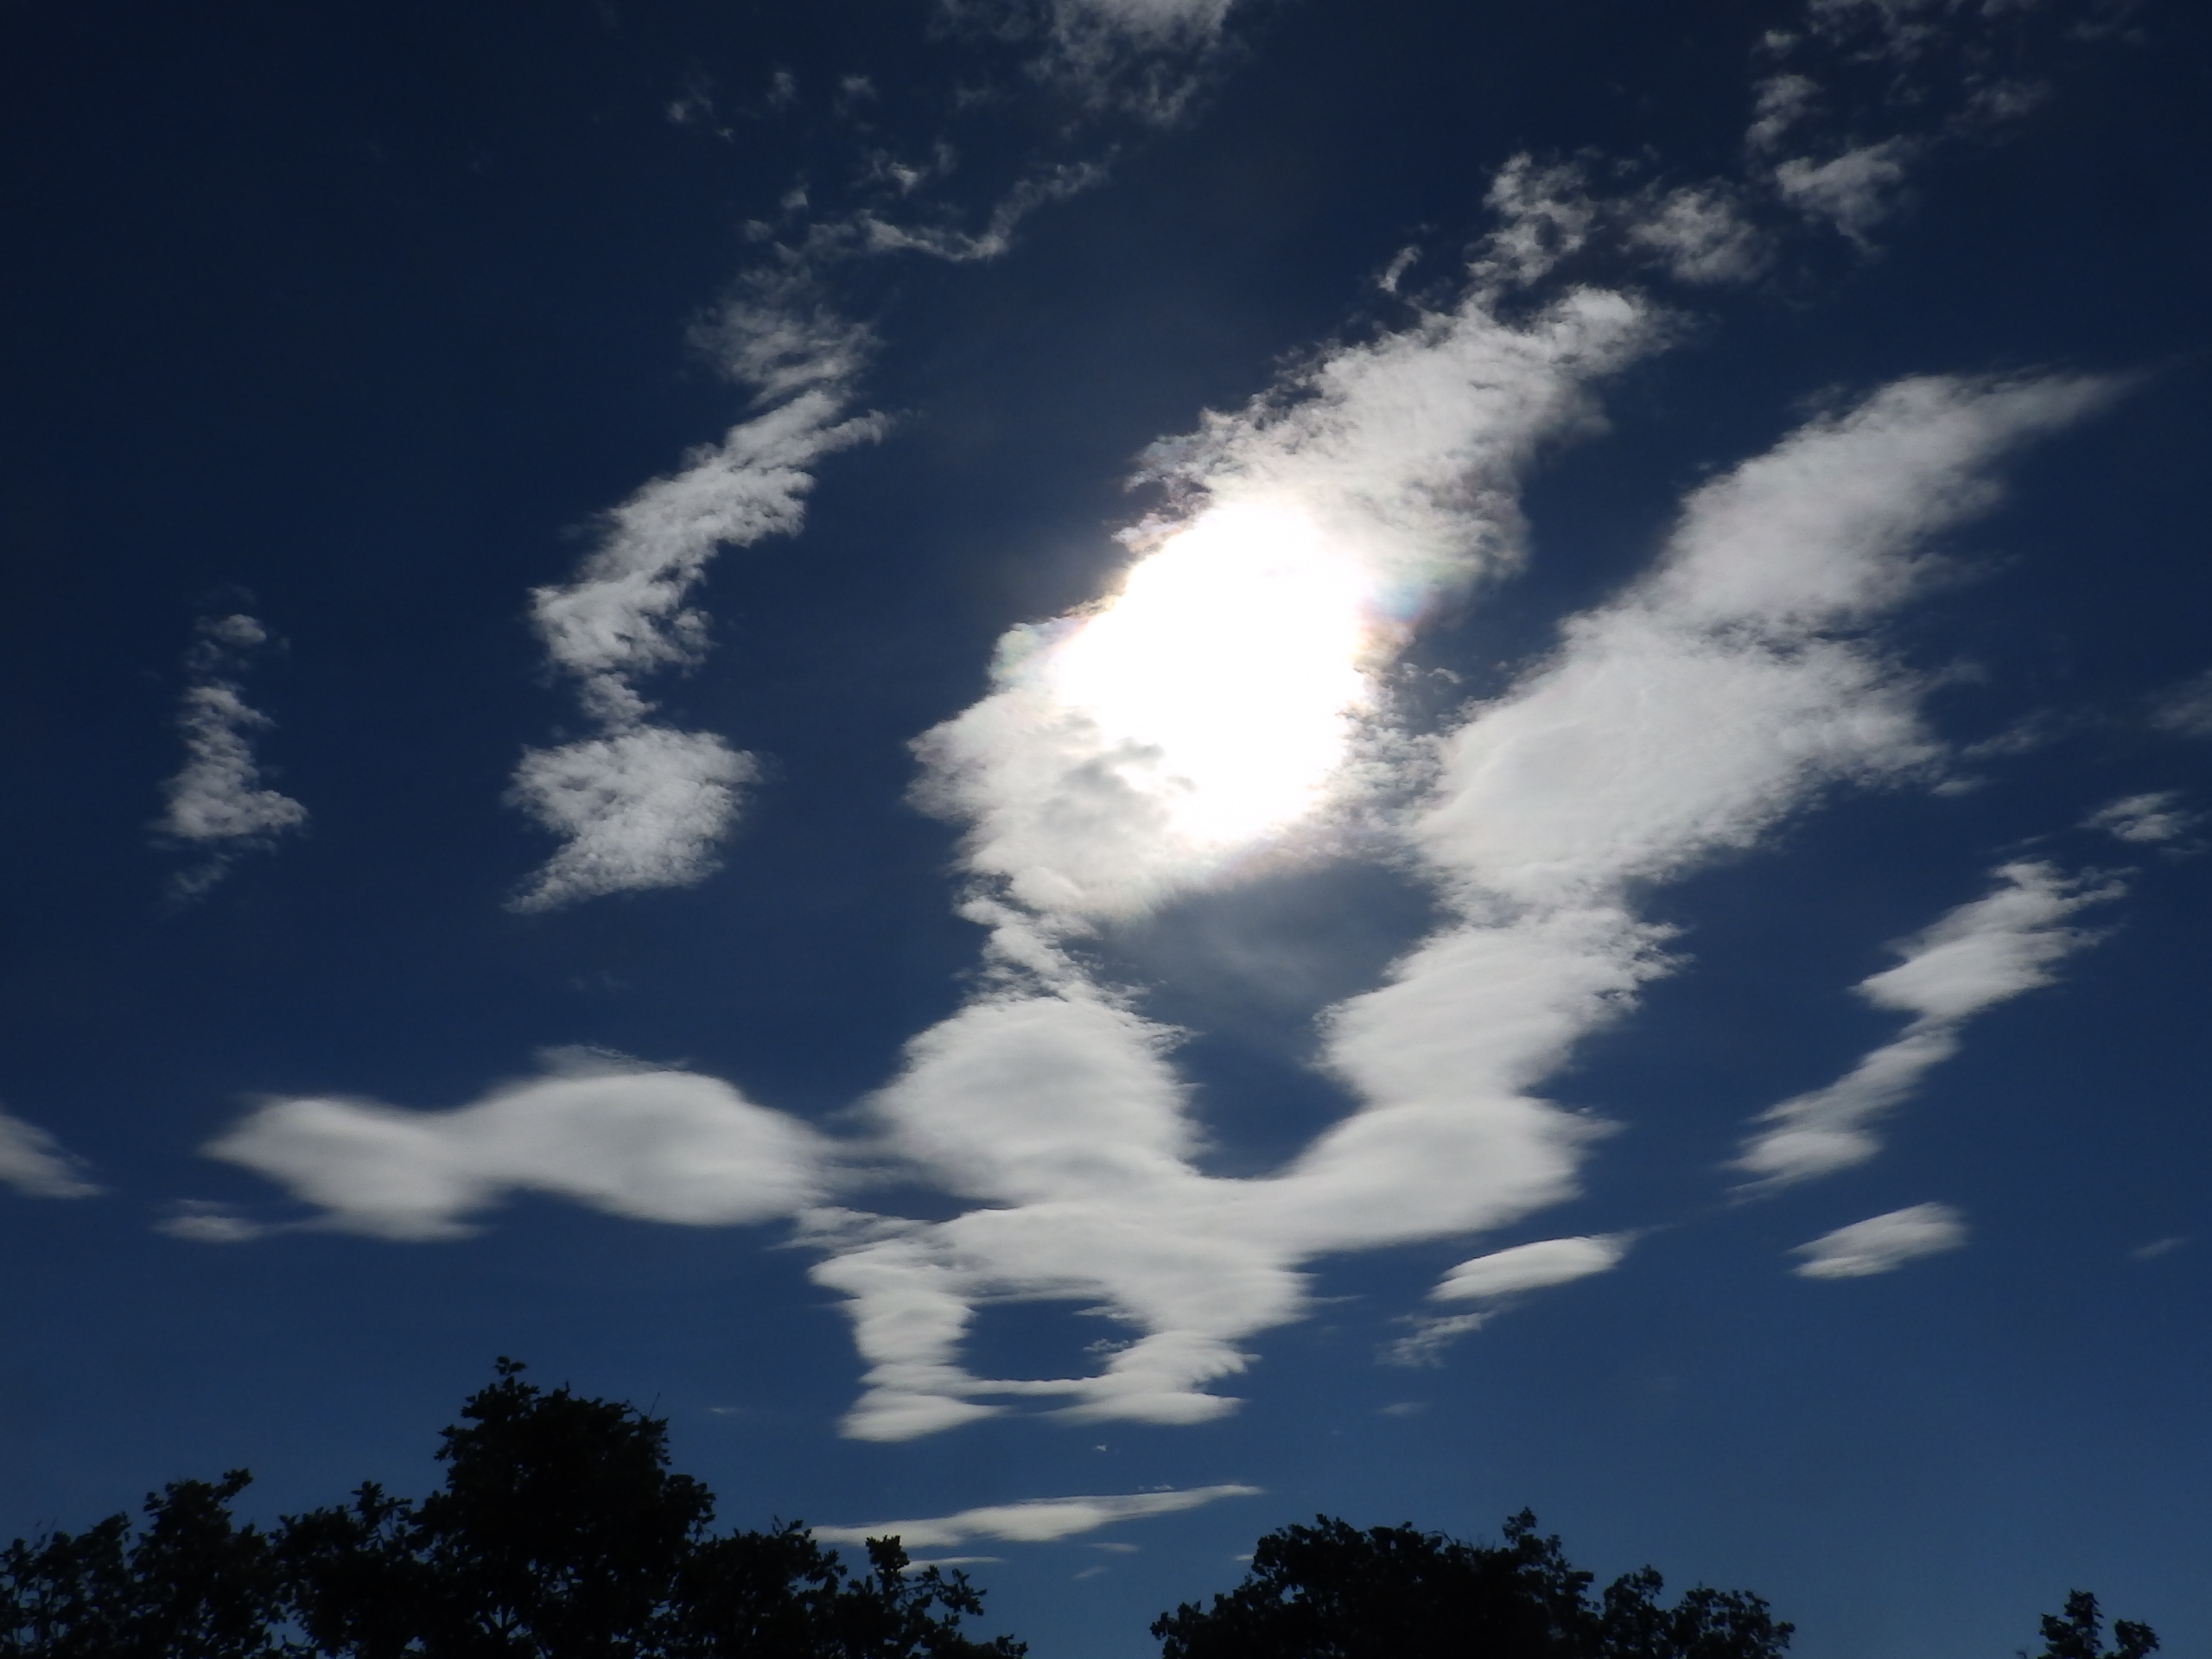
(1041, 502, 1381, 850)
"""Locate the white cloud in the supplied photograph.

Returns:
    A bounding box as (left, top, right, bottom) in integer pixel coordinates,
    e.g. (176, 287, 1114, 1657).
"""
(1433, 1234, 1630, 1301)
(1746, 73, 1821, 153)
(2083, 791, 2197, 846)
(204, 1051, 827, 1241)
(1736, 861, 2121, 1187)
(1475, 156, 1600, 289)
(2152, 669, 2212, 738)
(814, 1484, 1260, 1550)
(1392, 1216, 1626, 1370)
(507, 728, 758, 912)
(0, 1109, 101, 1199)
(202, 274, 2119, 1440)
(1773, 138, 1918, 243)
(1382, 1313, 1489, 1370)
(913, 284, 1658, 925)
(1626, 185, 1772, 285)
(156, 1200, 268, 1243)
(156, 614, 308, 898)
(528, 389, 882, 728)
(979, 0, 1242, 124)
(1802, 0, 1973, 60)
(1474, 160, 1771, 292)
(852, 161, 1111, 264)
(1791, 1202, 1967, 1278)
(801, 368, 2117, 1437)
(512, 364, 883, 910)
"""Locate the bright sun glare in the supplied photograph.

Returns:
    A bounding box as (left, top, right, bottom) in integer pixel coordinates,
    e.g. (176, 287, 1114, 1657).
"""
(1043, 503, 1379, 849)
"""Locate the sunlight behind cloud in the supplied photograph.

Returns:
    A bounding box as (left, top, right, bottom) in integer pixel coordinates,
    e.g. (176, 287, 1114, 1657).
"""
(1040, 504, 1378, 850)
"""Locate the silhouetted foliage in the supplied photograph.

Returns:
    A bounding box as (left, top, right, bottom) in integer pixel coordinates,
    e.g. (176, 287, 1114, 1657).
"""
(2027, 1591, 2158, 1659)
(1150, 1511, 1791, 1659)
(2, 1360, 1022, 1659)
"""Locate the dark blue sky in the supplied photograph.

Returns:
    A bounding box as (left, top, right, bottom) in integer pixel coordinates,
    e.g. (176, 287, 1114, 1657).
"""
(3, 1, 2208, 1655)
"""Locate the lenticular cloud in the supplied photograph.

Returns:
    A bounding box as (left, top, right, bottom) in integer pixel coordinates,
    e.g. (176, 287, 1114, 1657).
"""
(197, 247, 2119, 1440)
(203, 296, 2117, 1437)
(801, 363, 2114, 1440)
(205, 350, 2115, 1437)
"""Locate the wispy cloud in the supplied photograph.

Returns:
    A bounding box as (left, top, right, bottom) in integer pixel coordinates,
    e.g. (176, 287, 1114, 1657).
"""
(2151, 669, 2212, 738)
(1736, 859, 2122, 1188)
(814, 1484, 1261, 1550)
(0, 1109, 101, 1199)
(2083, 791, 2199, 847)
(510, 370, 882, 910)
(155, 613, 308, 899)
(946, 0, 1243, 124)
(508, 729, 760, 913)
(1790, 1201, 1967, 1278)
(1772, 139, 1918, 244)
(1385, 1235, 1632, 1366)
(507, 0, 1241, 910)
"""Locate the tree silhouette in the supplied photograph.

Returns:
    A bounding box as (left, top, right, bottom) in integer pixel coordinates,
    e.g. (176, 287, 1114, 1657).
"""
(1150, 1511, 1791, 1659)
(3, 1360, 1022, 1659)
(0, 1470, 282, 1659)
(2027, 1591, 2158, 1659)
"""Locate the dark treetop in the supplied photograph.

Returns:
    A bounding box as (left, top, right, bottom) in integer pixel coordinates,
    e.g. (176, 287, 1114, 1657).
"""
(0, 1359, 1023, 1659)
(1, 1362, 2158, 1659)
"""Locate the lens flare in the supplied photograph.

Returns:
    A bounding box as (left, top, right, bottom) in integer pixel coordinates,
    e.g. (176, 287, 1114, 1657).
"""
(1040, 503, 1379, 849)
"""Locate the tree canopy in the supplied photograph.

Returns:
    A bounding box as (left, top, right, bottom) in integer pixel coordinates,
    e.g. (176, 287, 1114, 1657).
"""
(1, 1359, 1021, 1659)
(1, 1364, 2162, 1659)
(2027, 1591, 2160, 1659)
(1149, 1511, 1792, 1659)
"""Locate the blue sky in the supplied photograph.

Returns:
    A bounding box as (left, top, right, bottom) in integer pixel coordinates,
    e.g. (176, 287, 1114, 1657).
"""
(2, 0, 2208, 1654)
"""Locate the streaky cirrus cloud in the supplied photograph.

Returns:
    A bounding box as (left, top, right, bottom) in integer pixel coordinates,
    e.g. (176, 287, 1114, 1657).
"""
(204, 1050, 828, 1241)
(0, 1108, 102, 1200)
(156, 613, 308, 899)
(814, 1484, 1261, 1550)
(1734, 859, 2123, 1188)
(1791, 1201, 1967, 1279)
